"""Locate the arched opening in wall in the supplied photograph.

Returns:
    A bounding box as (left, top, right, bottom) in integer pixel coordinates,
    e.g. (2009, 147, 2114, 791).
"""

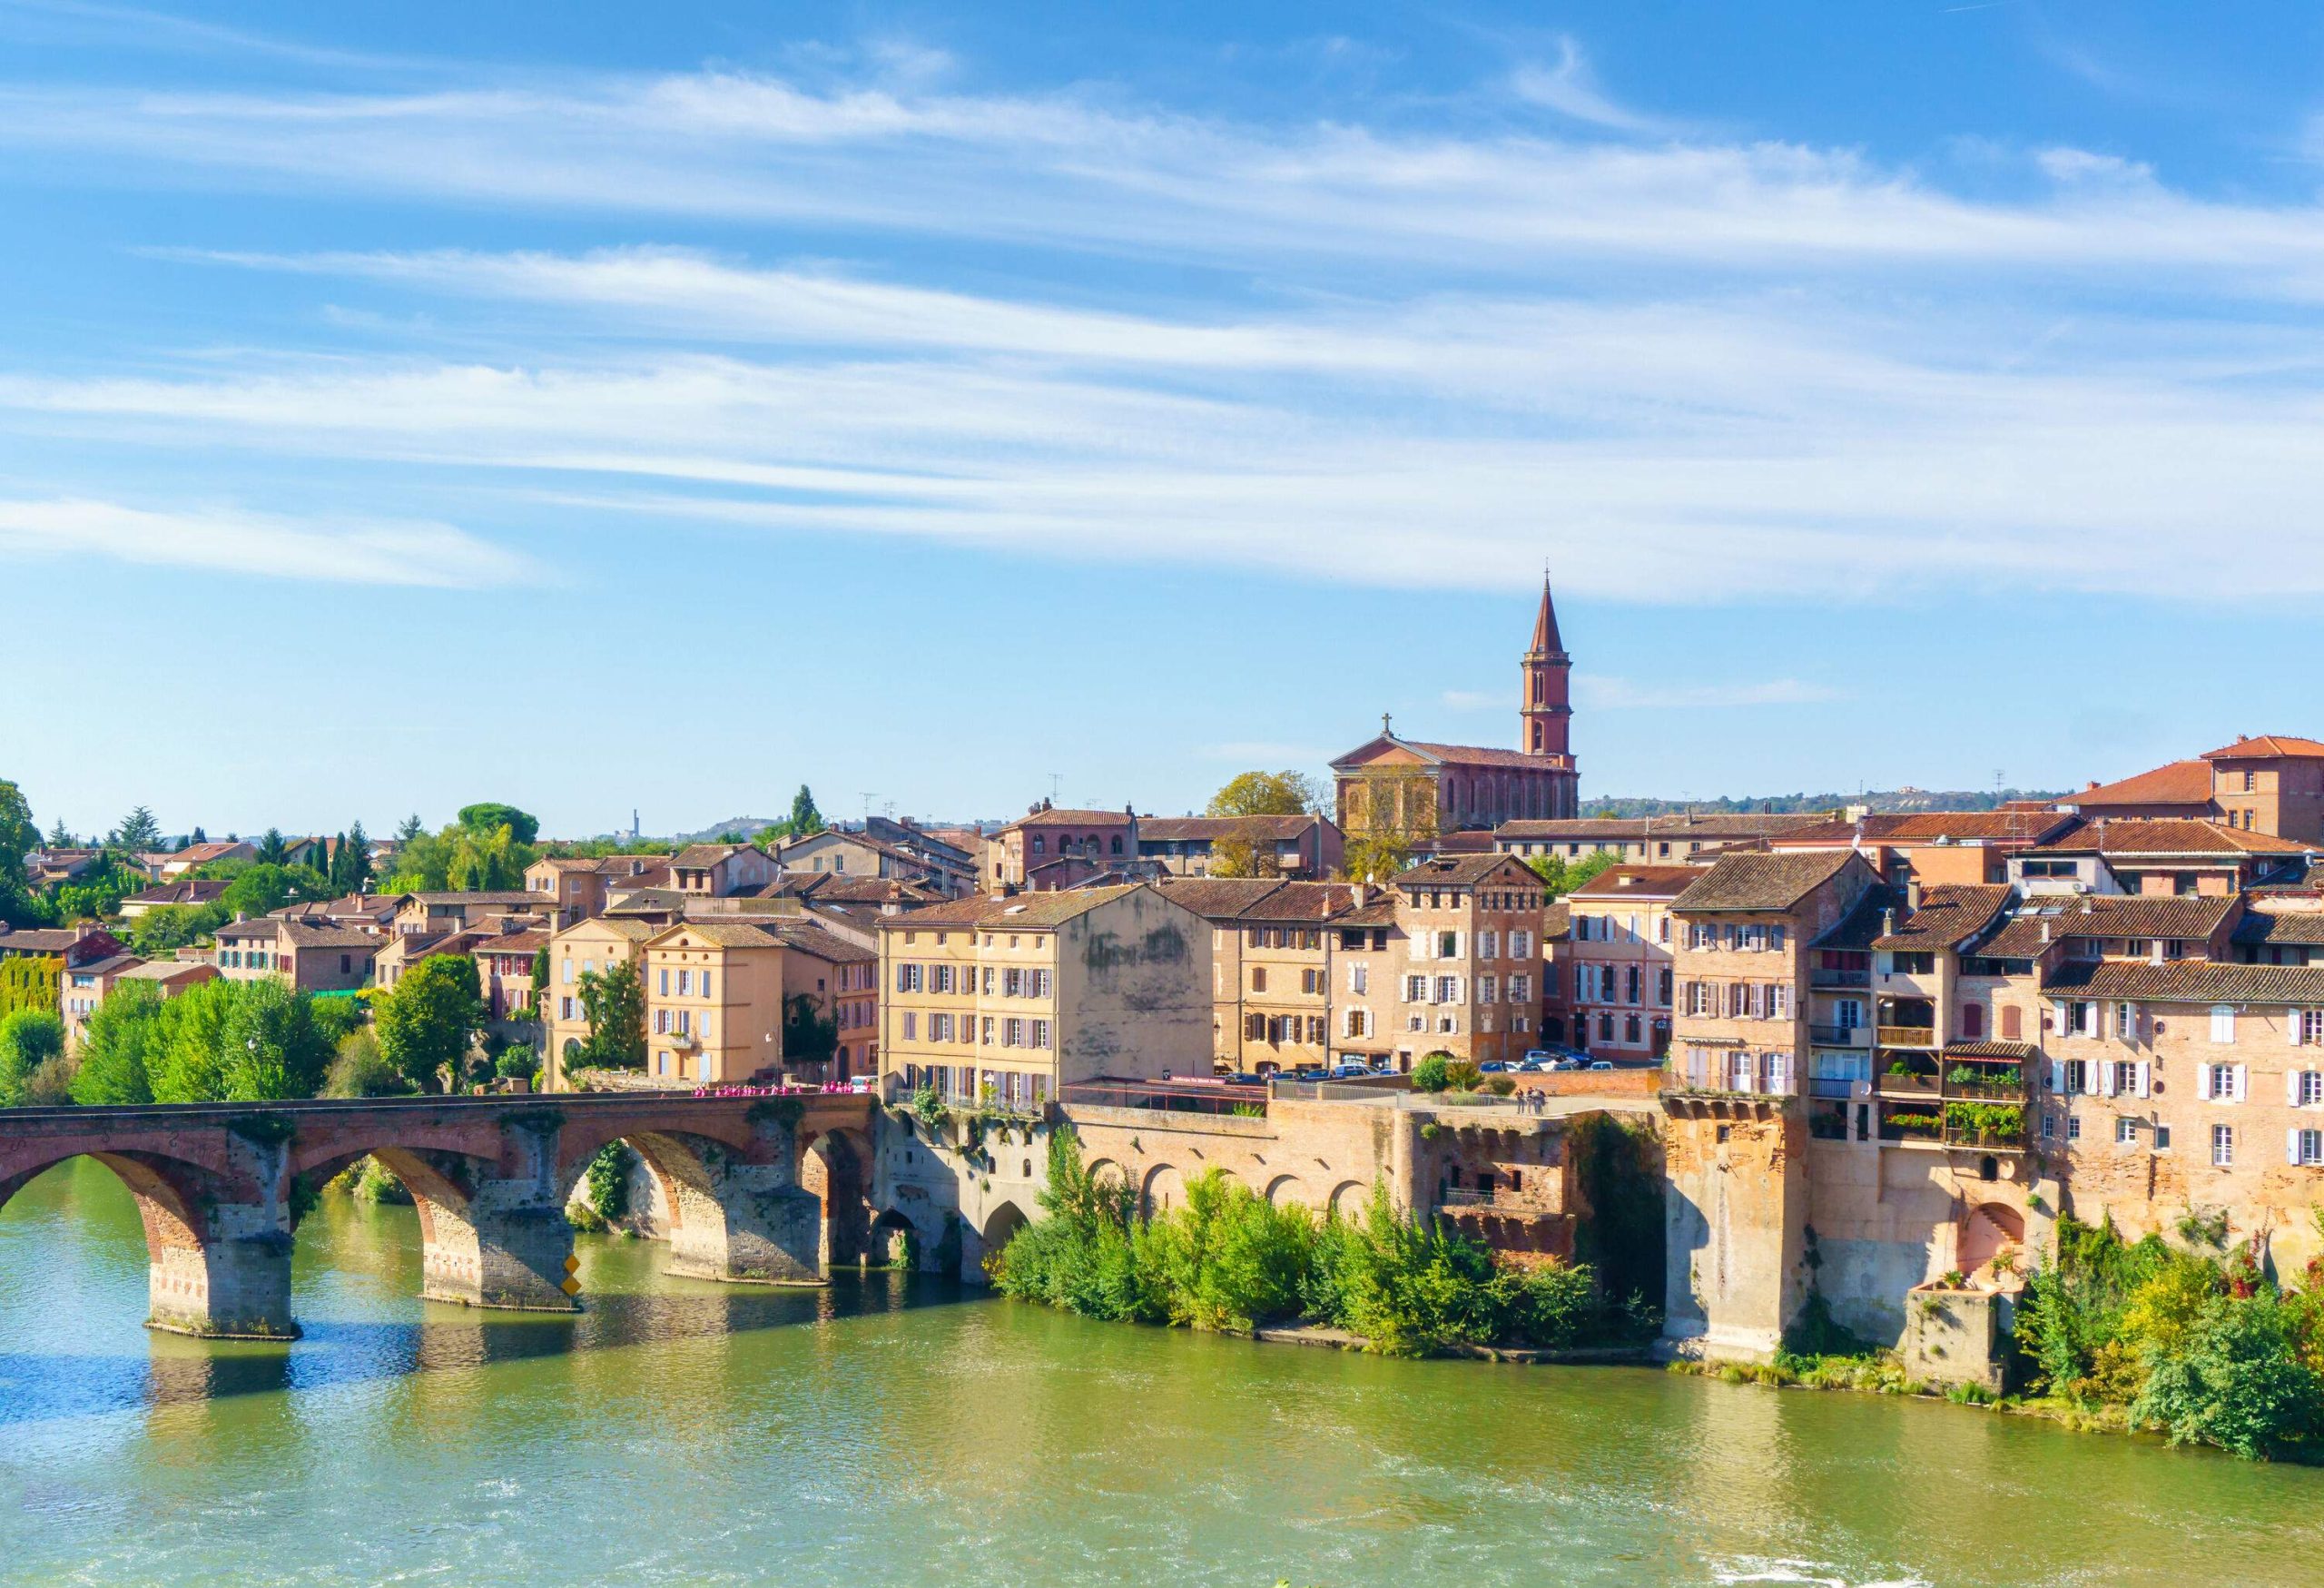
(1264, 1174, 1311, 1208)
(801, 1128, 872, 1267)
(1327, 1180, 1368, 1220)
(1140, 1164, 1184, 1219)
(1957, 1202, 2026, 1278)
(981, 1201, 1029, 1273)
(872, 1208, 921, 1269)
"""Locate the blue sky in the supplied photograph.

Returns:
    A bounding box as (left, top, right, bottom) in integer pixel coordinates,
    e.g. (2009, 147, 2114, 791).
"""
(3, 1, 2321, 839)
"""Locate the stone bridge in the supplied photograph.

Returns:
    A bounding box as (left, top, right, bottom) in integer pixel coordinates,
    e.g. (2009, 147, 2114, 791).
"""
(0, 1092, 878, 1339)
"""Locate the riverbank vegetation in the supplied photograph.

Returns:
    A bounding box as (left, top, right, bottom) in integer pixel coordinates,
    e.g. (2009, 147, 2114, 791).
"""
(990, 1129, 1656, 1355)
(1703, 1216, 2324, 1462)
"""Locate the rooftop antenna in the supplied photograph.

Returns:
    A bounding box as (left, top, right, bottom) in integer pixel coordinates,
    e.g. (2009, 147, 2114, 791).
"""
(859, 792, 875, 824)
(1049, 772, 1063, 803)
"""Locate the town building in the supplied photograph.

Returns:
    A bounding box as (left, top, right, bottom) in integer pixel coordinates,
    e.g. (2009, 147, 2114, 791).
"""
(59, 952, 147, 1049)
(878, 883, 1210, 1107)
(2011, 818, 2315, 897)
(977, 804, 1142, 893)
(670, 843, 777, 898)
(779, 826, 967, 896)
(1136, 814, 1345, 880)
(639, 920, 790, 1086)
(524, 854, 662, 927)
(391, 892, 544, 936)
(1153, 877, 1353, 1073)
(2054, 735, 2324, 843)
(152, 840, 255, 880)
(1387, 853, 1551, 1070)
(1561, 865, 1694, 1061)
(1496, 811, 1831, 865)
(1331, 579, 1580, 837)
(542, 916, 657, 1090)
(117, 878, 229, 919)
(1668, 850, 1879, 1098)
(1764, 810, 2078, 888)
(762, 920, 881, 1082)
(212, 918, 380, 991)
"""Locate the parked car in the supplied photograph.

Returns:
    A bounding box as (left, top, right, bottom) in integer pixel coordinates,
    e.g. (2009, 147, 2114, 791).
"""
(1552, 1057, 1589, 1071)
(1522, 1050, 1555, 1066)
(1329, 1062, 1372, 1080)
(1587, 1060, 1615, 1071)
(1478, 1060, 1507, 1073)
(1223, 1070, 1267, 1087)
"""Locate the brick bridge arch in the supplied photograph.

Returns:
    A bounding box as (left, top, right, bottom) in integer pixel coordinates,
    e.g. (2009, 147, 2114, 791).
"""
(0, 1092, 876, 1338)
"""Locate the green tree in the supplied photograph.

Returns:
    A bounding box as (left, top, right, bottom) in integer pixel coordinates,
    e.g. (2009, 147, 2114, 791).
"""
(128, 902, 231, 958)
(1525, 849, 1620, 899)
(186, 826, 206, 846)
(218, 978, 333, 1100)
(44, 816, 72, 847)
(334, 820, 374, 894)
(376, 953, 485, 1093)
(788, 784, 826, 839)
(457, 803, 540, 847)
(113, 805, 162, 852)
(0, 1008, 64, 1106)
(782, 992, 839, 1073)
(72, 982, 162, 1105)
(323, 1028, 409, 1098)
(575, 961, 646, 1070)
(0, 778, 37, 918)
(1412, 1052, 1452, 1093)
(395, 814, 425, 844)
(2133, 1294, 2324, 1460)
(255, 827, 289, 865)
(219, 863, 330, 920)
(1206, 770, 1324, 817)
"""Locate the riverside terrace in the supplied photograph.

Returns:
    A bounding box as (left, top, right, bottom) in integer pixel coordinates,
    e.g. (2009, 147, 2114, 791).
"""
(0, 1091, 876, 1338)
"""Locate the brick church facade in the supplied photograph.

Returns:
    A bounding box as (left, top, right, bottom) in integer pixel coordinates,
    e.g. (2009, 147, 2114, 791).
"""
(1330, 579, 1581, 835)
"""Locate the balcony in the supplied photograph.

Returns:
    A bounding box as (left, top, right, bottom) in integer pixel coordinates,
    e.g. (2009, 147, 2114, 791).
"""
(1876, 1024, 1937, 1049)
(1876, 1098, 2025, 1152)
(1877, 1067, 1940, 1100)
(1807, 1076, 1859, 1100)
(1810, 966, 1870, 989)
(1809, 1023, 1867, 1047)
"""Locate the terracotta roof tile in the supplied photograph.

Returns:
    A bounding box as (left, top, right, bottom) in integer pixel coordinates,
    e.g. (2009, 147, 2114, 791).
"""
(2062, 759, 2215, 808)
(1565, 864, 1706, 900)
(2234, 910, 2324, 948)
(2034, 819, 2314, 858)
(1673, 851, 1858, 913)
(2203, 735, 2324, 761)
(2043, 959, 2324, 1003)
(1872, 885, 2014, 951)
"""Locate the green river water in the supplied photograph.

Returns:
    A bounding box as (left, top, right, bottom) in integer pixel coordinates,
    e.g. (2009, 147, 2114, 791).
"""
(5, 1159, 2323, 1586)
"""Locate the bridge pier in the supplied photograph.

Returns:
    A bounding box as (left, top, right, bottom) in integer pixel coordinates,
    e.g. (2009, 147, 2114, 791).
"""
(417, 1188, 579, 1314)
(147, 1218, 298, 1340)
(665, 1153, 826, 1286)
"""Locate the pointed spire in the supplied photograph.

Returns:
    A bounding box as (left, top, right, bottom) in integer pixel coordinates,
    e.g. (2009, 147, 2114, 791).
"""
(1529, 571, 1564, 656)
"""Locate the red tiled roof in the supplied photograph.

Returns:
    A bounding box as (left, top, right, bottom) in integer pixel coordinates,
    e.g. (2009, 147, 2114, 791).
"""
(1565, 865, 1703, 899)
(1771, 812, 2074, 846)
(1871, 884, 2014, 951)
(1138, 814, 1320, 843)
(1390, 853, 1538, 889)
(2034, 819, 2314, 858)
(1672, 851, 1859, 913)
(2043, 959, 2324, 1004)
(2062, 759, 2214, 808)
(2203, 735, 2324, 761)
(1006, 807, 1135, 831)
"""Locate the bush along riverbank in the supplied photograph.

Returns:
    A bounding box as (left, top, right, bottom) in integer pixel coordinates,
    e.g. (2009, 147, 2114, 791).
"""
(1695, 1215, 2324, 1463)
(990, 1129, 1657, 1356)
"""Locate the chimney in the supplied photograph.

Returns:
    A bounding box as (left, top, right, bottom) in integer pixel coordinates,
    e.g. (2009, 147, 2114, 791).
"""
(1905, 878, 1923, 913)
(2039, 920, 2051, 943)
(1351, 881, 1369, 909)
(1881, 908, 1896, 938)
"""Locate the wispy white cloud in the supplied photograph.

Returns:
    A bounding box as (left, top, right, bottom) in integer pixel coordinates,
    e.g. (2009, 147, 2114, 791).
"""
(1576, 674, 1847, 710)
(1509, 37, 1677, 136)
(0, 497, 534, 587)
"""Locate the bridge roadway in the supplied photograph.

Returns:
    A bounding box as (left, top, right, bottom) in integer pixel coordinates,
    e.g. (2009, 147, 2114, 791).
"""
(0, 1091, 879, 1339)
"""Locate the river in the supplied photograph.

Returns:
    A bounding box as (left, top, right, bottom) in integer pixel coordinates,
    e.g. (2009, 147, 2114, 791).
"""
(4, 1159, 2322, 1586)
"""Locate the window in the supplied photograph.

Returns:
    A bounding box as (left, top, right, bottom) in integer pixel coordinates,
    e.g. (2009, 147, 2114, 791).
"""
(2207, 1062, 2239, 1101)
(1031, 969, 1051, 999)
(702, 972, 713, 1000)
(1435, 976, 1461, 1004)
(2302, 1071, 2324, 1108)
(2213, 1123, 2235, 1167)
(1350, 964, 1369, 995)
(1624, 1013, 1641, 1043)
(562, 957, 574, 985)
(1004, 968, 1023, 997)
(659, 968, 670, 995)
(2067, 1114, 2081, 1141)
(2211, 1005, 2238, 1044)
(897, 963, 921, 992)
(2155, 1123, 2171, 1150)
(1345, 1009, 1369, 1038)
(1404, 974, 1427, 1002)
(1626, 965, 1641, 1005)
(2304, 1010, 2324, 1044)
(677, 969, 692, 996)
(2116, 1117, 2139, 1146)
(1002, 1018, 1024, 1048)
(2298, 1129, 2324, 1168)
(1031, 1020, 1051, 1050)
(1251, 968, 1267, 993)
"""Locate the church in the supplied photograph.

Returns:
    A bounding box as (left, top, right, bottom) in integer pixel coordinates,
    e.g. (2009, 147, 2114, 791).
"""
(1329, 579, 1580, 835)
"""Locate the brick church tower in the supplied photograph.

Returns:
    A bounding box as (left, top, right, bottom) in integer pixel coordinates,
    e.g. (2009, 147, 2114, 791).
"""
(1521, 576, 1572, 759)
